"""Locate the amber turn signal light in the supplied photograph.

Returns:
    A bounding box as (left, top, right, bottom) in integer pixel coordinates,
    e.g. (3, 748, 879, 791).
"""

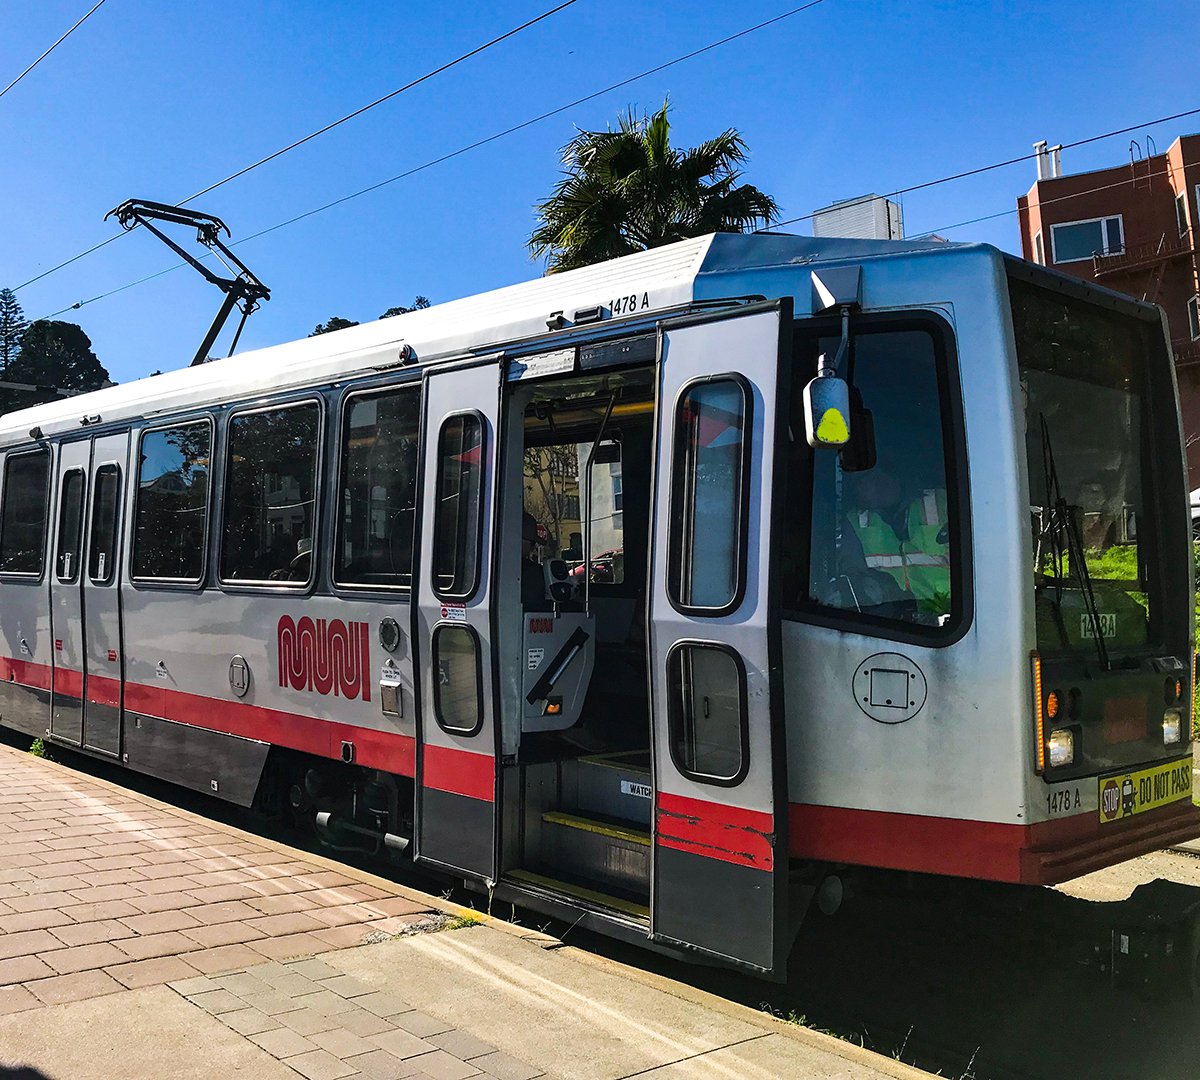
(1046, 691, 1060, 721)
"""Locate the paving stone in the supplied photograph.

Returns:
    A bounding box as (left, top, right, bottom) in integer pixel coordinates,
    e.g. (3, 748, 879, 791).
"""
(115, 930, 201, 960)
(105, 955, 202, 989)
(464, 1051, 541, 1080)
(0, 984, 43, 1015)
(248, 912, 327, 937)
(390, 1009, 452, 1036)
(355, 896, 433, 918)
(58, 899, 141, 922)
(175, 943, 266, 975)
(253, 964, 318, 993)
(321, 974, 375, 998)
(186, 883, 260, 903)
(138, 875, 208, 895)
(179, 920, 267, 949)
(407, 1049, 481, 1080)
(250, 1026, 320, 1058)
(48, 919, 136, 947)
(188, 987, 247, 1014)
(23, 873, 89, 894)
(356, 992, 415, 1021)
(25, 968, 124, 1004)
(6, 891, 78, 912)
(221, 1006, 282, 1036)
(124, 891, 204, 914)
(0, 929, 65, 960)
(119, 908, 203, 935)
(371, 1027, 437, 1060)
(187, 899, 263, 925)
(275, 1007, 342, 1036)
(0, 954, 56, 984)
(76, 868, 147, 887)
(308, 905, 379, 928)
(244, 892, 321, 915)
(310, 1025, 378, 1058)
(38, 942, 127, 974)
(240, 987, 305, 1016)
(167, 974, 220, 995)
(343, 1048, 420, 1080)
(311, 924, 375, 949)
(288, 957, 340, 980)
(245, 876, 315, 897)
(292, 988, 357, 1017)
(284, 1047, 360, 1080)
(65, 882, 142, 902)
(213, 970, 270, 996)
(332, 1006, 399, 1038)
(247, 932, 335, 961)
(430, 1031, 498, 1061)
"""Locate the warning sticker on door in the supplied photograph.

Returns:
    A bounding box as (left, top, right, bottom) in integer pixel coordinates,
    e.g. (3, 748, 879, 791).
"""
(621, 780, 652, 800)
(439, 603, 467, 622)
(527, 648, 544, 670)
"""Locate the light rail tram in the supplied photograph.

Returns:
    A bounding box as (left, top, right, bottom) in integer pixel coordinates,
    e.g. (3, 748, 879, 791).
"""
(0, 232, 1194, 979)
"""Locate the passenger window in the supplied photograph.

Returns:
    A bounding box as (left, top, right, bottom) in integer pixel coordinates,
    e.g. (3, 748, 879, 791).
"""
(432, 625, 482, 735)
(89, 466, 121, 584)
(222, 402, 321, 585)
(668, 379, 749, 613)
(133, 422, 212, 582)
(336, 386, 420, 589)
(789, 325, 957, 632)
(667, 643, 747, 785)
(56, 469, 85, 583)
(432, 413, 484, 599)
(0, 450, 50, 575)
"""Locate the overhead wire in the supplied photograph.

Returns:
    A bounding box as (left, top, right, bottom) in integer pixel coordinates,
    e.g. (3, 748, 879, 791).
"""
(0, 0, 109, 101)
(13, 0, 584, 293)
(34, 0, 833, 319)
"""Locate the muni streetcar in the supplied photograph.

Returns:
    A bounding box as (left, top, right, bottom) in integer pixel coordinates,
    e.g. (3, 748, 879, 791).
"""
(0, 231, 1194, 979)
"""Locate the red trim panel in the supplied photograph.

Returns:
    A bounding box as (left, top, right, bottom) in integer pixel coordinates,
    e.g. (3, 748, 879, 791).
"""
(0, 657, 52, 692)
(423, 744, 494, 802)
(124, 681, 415, 777)
(657, 792, 774, 871)
(790, 799, 1200, 885)
(55, 668, 84, 699)
(86, 674, 121, 709)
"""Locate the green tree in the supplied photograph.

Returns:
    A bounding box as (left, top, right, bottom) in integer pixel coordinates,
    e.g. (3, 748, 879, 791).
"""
(529, 99, 778, 274)
(0, 288, 26, 372)
(0, 320, 111, 415)
(380, 296, 431, 318)
(310, 316, 359, 336)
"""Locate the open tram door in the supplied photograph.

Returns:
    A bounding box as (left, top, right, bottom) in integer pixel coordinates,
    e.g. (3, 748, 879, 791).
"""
(649, 300, 792, 978)
(413, 359, 501, 879)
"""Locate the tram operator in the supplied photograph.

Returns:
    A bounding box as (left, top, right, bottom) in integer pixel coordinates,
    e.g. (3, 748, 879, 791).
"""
(844, 465, 950, 616)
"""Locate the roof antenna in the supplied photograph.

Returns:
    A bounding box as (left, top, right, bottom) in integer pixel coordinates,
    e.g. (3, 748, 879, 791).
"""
(104, 199, 271, 367)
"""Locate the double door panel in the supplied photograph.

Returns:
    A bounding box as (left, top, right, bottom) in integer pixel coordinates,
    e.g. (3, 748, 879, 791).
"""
(50, 433, 128, 755)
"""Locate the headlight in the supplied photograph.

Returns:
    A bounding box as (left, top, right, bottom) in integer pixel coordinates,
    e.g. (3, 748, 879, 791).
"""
(1048, 728, 1075, 767)
(1163, 709, 1183, 746)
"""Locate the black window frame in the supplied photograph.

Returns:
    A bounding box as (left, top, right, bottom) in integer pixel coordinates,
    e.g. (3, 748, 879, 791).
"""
(665, 639, 751, 788)
(782, 310, 973, 648)
(666, 373, 753, 618)
(431, 623, 484, 737)
(333, 381, 422, 594)
(87, 463, 121, 586)
(55, 467, 86, 584)
(131, 417, 215, 588)
(219, 397, 325, 590)
(430, 410, 487, 603)
(0, 447, 51, 580)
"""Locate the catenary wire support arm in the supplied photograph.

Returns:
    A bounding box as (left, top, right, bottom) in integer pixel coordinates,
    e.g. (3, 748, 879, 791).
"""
(104, 199, 271, 367)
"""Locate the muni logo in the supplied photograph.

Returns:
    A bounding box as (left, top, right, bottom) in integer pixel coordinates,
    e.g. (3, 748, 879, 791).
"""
(277, 615, 371, 701)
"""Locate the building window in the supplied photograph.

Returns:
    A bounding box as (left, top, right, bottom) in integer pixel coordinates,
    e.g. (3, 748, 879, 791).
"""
(1189, 296, 1200, 342)
(0, 449, 50, 576)
(1033, 231, 1044, 266)
(1177, 192, 1190, 238)
(1050, 216, 1123, 263)
(221, 402, 321, 586)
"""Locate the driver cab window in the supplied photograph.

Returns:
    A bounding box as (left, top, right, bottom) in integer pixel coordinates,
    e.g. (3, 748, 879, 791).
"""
(786, 323, 959, 633)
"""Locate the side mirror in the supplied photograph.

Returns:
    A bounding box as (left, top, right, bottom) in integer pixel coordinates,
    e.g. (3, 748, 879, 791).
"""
(840, 387, 876, 472)
(593, 439, 621, 464)
(803, 371, 852, 448)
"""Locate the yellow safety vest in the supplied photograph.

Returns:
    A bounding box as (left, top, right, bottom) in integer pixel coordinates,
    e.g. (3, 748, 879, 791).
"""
(847, 490, 950, 605)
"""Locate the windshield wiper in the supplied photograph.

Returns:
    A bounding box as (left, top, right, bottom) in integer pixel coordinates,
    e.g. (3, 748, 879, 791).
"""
(1038, 416, 1110, 670)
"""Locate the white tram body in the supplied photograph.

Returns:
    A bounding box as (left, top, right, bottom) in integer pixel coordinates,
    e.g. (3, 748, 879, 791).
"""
(0, 232, 1193, 978)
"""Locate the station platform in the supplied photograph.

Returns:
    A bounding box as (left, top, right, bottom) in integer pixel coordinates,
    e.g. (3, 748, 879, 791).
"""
(0, 744, 928, 1080)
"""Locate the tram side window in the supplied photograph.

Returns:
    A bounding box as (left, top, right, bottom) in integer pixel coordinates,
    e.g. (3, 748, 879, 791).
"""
(668, 378, 749, 612)
(133, 422, 211, 582)
(56, 470, 85, 582)
(432, 625, 482, 735)
(89, 465, 120, 585)
(222, 402, 321, 586)
(0, 450, 50, 575)
(432, 413, 484, 598)
(786, 325, 958, 633)
(336, 386, 420, 589)
(667, 643, 747, 785)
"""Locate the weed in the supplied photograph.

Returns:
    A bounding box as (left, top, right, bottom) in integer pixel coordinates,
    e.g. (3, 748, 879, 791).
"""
(28, 738, 49, 760)
(442, 910, 484, 931)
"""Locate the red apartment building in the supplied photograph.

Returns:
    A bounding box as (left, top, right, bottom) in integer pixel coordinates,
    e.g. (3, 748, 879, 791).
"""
(1017, 134, 1200, 477)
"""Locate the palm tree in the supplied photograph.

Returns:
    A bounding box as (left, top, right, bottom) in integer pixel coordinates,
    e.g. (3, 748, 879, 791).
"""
(530, 100, 778, 274)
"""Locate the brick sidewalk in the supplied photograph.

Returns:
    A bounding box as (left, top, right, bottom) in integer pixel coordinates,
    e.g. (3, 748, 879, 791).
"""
(0, 744, 545, 1079)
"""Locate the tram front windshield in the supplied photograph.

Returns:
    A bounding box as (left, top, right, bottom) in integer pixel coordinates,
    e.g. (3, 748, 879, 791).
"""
(1010, 277, 1163, 655)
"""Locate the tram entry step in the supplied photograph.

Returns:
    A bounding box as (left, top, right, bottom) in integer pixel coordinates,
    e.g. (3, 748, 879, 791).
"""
(573, 751, 652, 827)
(536, 810, 650, 901)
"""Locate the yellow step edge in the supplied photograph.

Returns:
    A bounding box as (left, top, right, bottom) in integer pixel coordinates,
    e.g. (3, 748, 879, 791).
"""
(542, 810, 651, 847)
(506, 868, 650, 919)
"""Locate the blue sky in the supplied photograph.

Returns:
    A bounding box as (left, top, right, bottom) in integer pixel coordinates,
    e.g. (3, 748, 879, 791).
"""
(1, 0, 1196, 385)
